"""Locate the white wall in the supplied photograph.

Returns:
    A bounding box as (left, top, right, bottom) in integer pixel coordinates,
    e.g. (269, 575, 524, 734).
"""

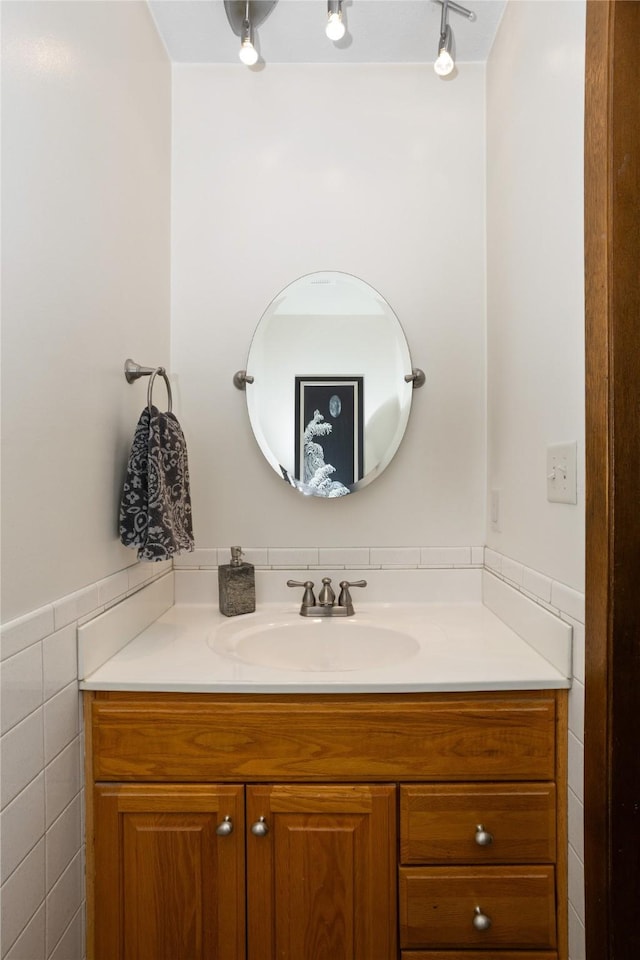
(486, 4, 586, 959)
(1, 0, 172, 623)
(486, 0, 586, 592)
(171, 63, 487, 550)
(0, 3, 171, 958)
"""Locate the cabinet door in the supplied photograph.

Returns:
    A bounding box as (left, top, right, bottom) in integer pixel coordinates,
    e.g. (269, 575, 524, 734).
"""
(93, 784, 244, 960)
(246, 784, 397, 960)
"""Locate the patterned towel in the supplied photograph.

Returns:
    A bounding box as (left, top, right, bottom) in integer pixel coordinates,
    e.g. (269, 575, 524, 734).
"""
(119, 406, 194, 561)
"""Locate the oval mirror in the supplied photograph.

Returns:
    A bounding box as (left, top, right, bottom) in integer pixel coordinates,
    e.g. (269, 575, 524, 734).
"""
(243, 271, 420, 497)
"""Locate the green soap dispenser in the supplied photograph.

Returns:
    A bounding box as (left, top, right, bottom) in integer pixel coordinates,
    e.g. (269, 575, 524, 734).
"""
(218, 546, 255, 617)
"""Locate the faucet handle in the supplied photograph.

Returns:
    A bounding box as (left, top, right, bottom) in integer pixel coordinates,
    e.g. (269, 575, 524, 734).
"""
(338, 579, 367, 608)
(286, 579, 316, 608)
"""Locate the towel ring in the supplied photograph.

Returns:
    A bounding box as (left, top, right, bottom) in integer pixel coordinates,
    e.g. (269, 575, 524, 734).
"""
(124, 359, 172, 413)
(147, 367, 172, 413)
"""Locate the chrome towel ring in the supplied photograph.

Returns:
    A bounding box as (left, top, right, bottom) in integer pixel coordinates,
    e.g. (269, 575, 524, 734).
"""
(124, 358, 173, 413)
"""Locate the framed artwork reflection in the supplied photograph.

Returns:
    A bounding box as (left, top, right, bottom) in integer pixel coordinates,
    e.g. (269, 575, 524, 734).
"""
(294, 376, 364, 496)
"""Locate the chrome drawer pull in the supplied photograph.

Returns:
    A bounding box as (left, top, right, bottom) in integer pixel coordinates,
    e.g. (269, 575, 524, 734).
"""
(473, 906, 492, 931)
(474, 823, 494, 846)
(215, 816, 233, 836)
(251, 816, 269, 837)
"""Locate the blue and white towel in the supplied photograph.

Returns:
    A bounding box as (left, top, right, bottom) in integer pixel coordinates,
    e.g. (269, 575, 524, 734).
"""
(119, 406, 194, 561)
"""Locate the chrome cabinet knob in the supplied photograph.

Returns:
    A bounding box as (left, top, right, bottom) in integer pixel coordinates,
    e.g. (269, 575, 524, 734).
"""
(251, 816, 269, 837)
(215, 816, 233, 836)
(474, 824, 493, 846)
(473, 906, 492, 931)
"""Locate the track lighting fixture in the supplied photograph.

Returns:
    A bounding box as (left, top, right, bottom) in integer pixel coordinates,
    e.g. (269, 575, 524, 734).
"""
(326, 0, 346, 42)
(434, 0, 476, 78)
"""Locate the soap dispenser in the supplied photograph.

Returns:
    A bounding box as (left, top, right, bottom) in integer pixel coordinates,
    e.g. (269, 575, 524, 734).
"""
(218, 546, 255, 617)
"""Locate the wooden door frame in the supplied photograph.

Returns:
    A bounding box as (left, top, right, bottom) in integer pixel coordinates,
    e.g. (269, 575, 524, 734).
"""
(584, 2, 640, 958)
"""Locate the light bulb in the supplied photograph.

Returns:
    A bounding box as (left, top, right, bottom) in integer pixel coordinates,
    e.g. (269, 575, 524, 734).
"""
(239, 38, 258, 66)
(326, 12, 345, 41)
(434, 49, 454, 76)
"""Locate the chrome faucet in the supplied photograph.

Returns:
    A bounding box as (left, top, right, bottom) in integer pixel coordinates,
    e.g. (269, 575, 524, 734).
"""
(287, 577, 367, 617)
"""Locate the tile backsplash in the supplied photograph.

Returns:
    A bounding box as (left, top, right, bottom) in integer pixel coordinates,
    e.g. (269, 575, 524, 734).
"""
(175, 545, 486, 570)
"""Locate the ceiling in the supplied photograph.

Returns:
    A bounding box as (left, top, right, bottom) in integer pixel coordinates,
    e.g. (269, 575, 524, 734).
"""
(148, 0, 506, 65)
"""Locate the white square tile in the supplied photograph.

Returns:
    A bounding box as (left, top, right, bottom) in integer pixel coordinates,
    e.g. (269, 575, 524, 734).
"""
(1, 606, 54, 661)
(97, 570, 129, 606)
(53, 585, 100, 631)
(419, 547, 447, 565)
(45, 740, 81, 828)
(1, 644, 43, 735)
(44, 684, 80, 764)
(568, 902, 586, 960)
(484, 548, 502, 573)
(1, 774, 45, 883)
(370, 547, 420, 566)
(127, 562, 151, 590)
(522, 567, 553, 603)
(1, 708, 44, 809)
(46, 851, 83, 957)
(0, 838, 45, 956)
(471, 546, 484, 565)
(501, 556, 524, 585)
(551, 581, 585, 623)
(569, 679, 585, 742)
(42, 625, 77, 701)
(4, 902, 45, 960)
(443, 547, 472, 565)
(173, 569, 217, 604)
(49, 904, 84, 960)
(172, 552, 202, 568)
(46, 794, 82, 890)
(568, 787, 584, 862)
(568, 731, 584, 803)
(318, 548, 370, 567)
(268, 548, 319, 567)
(568, 845, 585, 922)
(566, 616, 585, 683)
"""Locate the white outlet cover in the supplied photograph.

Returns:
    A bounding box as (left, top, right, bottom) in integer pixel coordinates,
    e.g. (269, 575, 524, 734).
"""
(547, 442, 578, 504)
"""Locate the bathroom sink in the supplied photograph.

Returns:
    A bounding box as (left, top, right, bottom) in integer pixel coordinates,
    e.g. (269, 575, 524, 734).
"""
(209, 615, 421, 672)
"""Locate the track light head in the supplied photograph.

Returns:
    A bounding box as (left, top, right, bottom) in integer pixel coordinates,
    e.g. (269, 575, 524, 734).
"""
(239, 15, 258, 65)
(434, 23, 454, 76)
(433, 0, 475, 78)
(326, 0, 346, 42)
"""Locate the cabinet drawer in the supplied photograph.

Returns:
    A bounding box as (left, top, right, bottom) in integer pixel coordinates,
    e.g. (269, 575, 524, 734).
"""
(89, 692, 557, 782)
(402, 953, 557, 959)
(399, 865, 556, 950)
(401, 783, 556, 864)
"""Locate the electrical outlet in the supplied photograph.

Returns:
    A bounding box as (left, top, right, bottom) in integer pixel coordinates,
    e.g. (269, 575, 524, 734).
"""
(546, 442, 577, 503)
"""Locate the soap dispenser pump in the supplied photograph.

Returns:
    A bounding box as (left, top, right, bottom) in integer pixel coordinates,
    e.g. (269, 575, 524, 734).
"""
(218, 546, 255, 617)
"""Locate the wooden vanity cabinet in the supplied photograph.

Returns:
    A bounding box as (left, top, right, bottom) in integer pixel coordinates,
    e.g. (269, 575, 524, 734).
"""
(85, 690, 567, 960)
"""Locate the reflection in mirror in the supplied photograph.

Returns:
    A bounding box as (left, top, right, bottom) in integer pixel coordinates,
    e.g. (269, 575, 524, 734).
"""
(243, 272, 419, 497)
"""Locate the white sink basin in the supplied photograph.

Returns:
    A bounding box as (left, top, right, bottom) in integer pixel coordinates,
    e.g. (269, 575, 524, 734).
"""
(209, 615, 421, 672)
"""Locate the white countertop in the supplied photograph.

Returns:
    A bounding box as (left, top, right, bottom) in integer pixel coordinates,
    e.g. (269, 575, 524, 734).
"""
(79, 600, 571, 693)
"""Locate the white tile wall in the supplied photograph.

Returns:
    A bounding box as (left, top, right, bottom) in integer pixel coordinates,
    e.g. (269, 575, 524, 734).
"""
(483, 547, 585, 958)
(0, 559, 171, 960)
